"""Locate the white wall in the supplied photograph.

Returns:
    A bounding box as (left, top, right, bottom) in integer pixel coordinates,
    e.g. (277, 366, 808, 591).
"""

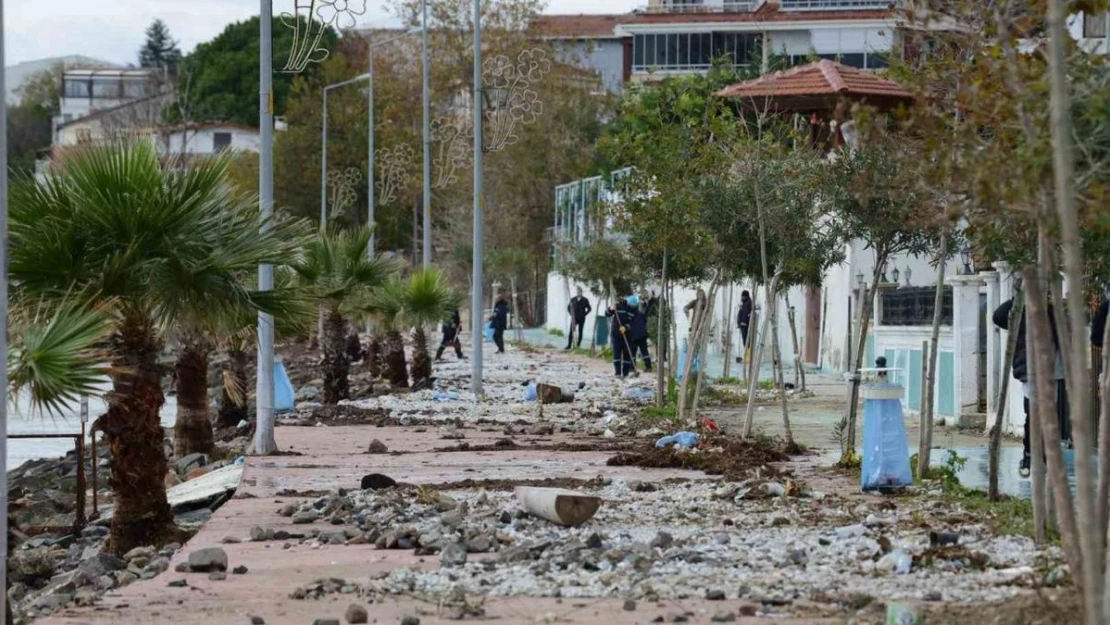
(162, 127, 261, 155)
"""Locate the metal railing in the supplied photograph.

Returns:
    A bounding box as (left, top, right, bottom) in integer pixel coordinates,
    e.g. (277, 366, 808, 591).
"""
(642, 1, 758, 13)
(780, 0, 891, 10)
(8, 422, 101, 535)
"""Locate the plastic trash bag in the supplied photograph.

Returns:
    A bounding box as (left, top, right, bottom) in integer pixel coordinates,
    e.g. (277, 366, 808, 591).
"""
(622, 386, 655, 402)
(432, 390, 460, 401)
(675, 343, 700, 382)
(524, 382, 538, 402)
(274, 361, 295, 413)
(483, 321, 495, 340)
(627, 294, 640, 307)
(655, 431, 700, 449)
(860, 382, 913, 492)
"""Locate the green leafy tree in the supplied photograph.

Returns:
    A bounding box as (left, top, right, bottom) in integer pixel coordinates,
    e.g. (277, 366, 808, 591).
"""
(139, 19, 182, 70)
(174, 16, 335, 127)
(7, 68, 61, 174)
(8, 142, 300, 554)
(290, 226, 403, 403)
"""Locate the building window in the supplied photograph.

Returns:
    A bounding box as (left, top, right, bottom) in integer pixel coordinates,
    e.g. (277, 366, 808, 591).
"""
(1085, 12, 1108, 38)
(122, 80, 150, 98)
(781, 0, 890, 10)
(91, 79, 122, 99)
(880, 286, 953, 327)
(633, 32, 760, 72)
(64, 80, 90, 98)
(213, 132, 232, 153)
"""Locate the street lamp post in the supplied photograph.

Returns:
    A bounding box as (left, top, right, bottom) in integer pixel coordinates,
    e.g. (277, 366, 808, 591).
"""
(471, 0, 484, 395)
(421, 0, 432, 267)
(254, 0, 278, 456)
(320, 72, 372, 230)
(1, 0, 11, 616)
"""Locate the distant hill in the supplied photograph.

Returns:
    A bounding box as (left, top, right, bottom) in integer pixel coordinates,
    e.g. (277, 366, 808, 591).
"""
(5, 55, 115, 103)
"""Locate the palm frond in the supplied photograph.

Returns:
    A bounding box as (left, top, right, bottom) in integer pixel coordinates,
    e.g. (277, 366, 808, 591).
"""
(401, 267, 460, 328)
(9, 305, 111, 415)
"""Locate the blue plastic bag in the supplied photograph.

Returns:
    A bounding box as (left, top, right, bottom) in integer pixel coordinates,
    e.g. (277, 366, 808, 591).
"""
(432, 390, 459, 401)
(524, 382, 538, 401)
(675, 343, 700, 382)
(274, 361, 295, 413)
(655, 431, 700, 449)
(483, 321, 494, 340)
(860, 382, 913, 491)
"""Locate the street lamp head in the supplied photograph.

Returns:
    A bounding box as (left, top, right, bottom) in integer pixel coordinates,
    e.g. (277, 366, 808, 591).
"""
(891, 267, 900, 284)
(904, 266, 912, 286)
(856, 270, 865, 286)
(960, 242, 973, 275)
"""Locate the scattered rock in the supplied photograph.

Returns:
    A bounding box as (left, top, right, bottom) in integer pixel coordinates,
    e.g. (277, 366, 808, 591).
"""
(278, 504, 297, 517)
(123, 546, 155, 561)
(440, 542, 468, 567)
(706, 589, 726, 601)
(250, 617, 266, 625)
(312, 620, 340, 625)
(209, 571, 227, 581)
(360, 474, 397, 490)
(168, 579, 188, 588)
(173, 452, 209, 475)
(296, 385, 322, 403)
(293, 510, 320, 525)
(787, 549, 808, 566)
(527, 423, 555, 436)
(623, 599, 637, 611)
(367, 439, 389, 454)
(220, 535, 241, 544)
(711, 613, 737, 623)
(345, 603, 369, 624)
(250, 526, 275, 541)
(650, 532, 674, 550)
(186, 547, 228, 573)
(233, 565, 249, 575)
(401, 617, 420, 625)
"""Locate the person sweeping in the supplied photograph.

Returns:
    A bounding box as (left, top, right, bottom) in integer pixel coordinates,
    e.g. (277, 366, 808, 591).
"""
(606, 296, 636, 378)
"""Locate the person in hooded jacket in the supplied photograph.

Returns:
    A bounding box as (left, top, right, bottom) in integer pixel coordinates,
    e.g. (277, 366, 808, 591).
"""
(737, 290, 753, 352)
(491, 292, 509, 354)
(436, 308, 465, 361)
(606, 297, 636, 377)
(628, 294, 653, 372)
(993, 295, 1069, 478)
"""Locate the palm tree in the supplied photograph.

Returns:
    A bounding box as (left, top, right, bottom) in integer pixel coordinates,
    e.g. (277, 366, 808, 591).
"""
(290, 227, 400, 404)
(401, 268, 459, 384)
(367, 278, 410, 388)
(9, 142, 303, 554)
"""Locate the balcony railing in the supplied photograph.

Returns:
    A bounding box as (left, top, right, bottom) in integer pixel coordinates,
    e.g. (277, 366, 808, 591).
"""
(641, 1, 757, 14)
(780, 0, 891, 10)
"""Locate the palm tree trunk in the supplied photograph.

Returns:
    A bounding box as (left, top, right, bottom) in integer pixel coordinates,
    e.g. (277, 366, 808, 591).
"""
(368, 333, 383, 379)
(410, 327, 432, 383)
(173, 338, 214, 458)
(102, 312, 180, 555)
(345, 329, 364, 363)
(322, 311, 350, 404)
(216, 346, 249, 429)
(385, 330, 409, 388)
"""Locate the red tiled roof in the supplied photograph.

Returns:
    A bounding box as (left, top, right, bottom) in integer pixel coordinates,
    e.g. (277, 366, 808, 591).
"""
(530, 14, 622, 39)
(714, 59, 912, 103)
(531, 8, 895, 39)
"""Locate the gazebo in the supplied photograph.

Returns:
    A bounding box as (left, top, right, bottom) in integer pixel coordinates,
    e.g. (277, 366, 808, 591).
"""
(714, 59, 915, 149)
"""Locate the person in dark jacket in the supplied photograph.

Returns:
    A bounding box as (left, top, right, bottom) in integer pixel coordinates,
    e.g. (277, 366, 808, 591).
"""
(628, 294, 652, 372)
(606, 297, 636, 377)
(993, 296, 1069, 478)
(565, 287, 592, 350)
(491, 292, 509, 354)
(737, 290, 753, 353)
(436, 308, 464, 361)
(1093, 297, 1109, 349)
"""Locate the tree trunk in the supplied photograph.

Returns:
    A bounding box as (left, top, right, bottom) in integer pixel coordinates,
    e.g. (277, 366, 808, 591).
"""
(844, 262, 884, 460)
(723, 284, 735, 380)
(770, 291, 796, 447)
(368, 333, 383, 379)
(917, 233, 948, 479)
(345, 329, 364, 363)
(743, 274, 780, 438)
(988, 295, 1022, 500)
(785, 292, 806, 392)
(102, 312, 182, 555)
(410, 326, 432, 383)
(1027, 274, 1085, 584)
(677, 294, 705, 423)
(322, 311, 350, 404)
(657, 250, 668, 409)
(173, 338, 214, 459)
(1097, 311, 1110, 557)
(216, 346, 249, 429)
(688, 282, 720, 422)
(385, 330, 409, 388)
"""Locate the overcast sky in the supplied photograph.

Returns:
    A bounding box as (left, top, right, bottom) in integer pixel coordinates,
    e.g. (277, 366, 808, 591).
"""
(6, 0, 641, 66)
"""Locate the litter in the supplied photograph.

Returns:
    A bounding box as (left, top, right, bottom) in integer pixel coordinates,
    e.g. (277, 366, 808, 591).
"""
(432, 390, 460, 401)
(860, 375, 912, 492)
(524, 382, 538, 401)
(622, 386, 655, 402)
(655, 432, 700, 449)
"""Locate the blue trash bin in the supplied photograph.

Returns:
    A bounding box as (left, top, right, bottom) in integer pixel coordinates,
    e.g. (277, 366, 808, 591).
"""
(594, 315, 609, 347)
(861, 380, 913, 492)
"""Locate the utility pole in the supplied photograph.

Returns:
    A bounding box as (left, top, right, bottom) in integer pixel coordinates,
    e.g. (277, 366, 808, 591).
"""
(0, 1, 11, 617)
(320, 92, 329, 228)
(254, 0, 278, 455)
(470, 0, 484, 395)
(368, 45, 376, 256)
(421, 0, 432, 267)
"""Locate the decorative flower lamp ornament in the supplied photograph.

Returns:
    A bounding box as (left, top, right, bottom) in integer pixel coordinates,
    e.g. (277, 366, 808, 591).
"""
(280, 0, 367, 74)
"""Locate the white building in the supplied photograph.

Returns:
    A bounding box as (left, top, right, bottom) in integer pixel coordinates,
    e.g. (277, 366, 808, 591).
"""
(151, 123, 263, 156)
(54, 68, 163, 141)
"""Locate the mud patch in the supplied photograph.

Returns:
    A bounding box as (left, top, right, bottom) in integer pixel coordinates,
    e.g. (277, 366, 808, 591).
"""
(432, 439, 640, 453)
(280, 404, 395, 426)
(606, 433, 794, 481)
(923, 589, 1080, 625)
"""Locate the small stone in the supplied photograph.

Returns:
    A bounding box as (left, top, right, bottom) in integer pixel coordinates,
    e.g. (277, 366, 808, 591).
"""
(250, 526, 274, 542)
(706, 589, 726, 601)
(466, 535, 492, 553)
(622, 599, 636, 611)
(711, 612, 737, 623)
(924, 591, 942, 601)
(367, 439, 389, 454)
(293, 510, 319, 525)
(401, 617, 421, 625)
(586, 533, 603, 549)
(440, 542, 468, 567)
(123, 546, 155, 561)
(770, 516, 791, 527)
(345, 603, 369, 624)
(737, 603, 758, 617)
(278, 504, 297, 517)
(233, 565, 249, 575)
(312, 620, 340, 625)
(186, 547, 228, 573)
(250, 617, 266, 625)
(116, 571, 139, 587)
(167, 579, 187, 588)
(499, 511, 512, 524)
(440, 510, 463, 528)
(220, 535, 241, 544)
(787, 549, 808, 565)
(649, 531, 673, 550)
(174, 563, 189, 573)
(208, 571, 227, 581)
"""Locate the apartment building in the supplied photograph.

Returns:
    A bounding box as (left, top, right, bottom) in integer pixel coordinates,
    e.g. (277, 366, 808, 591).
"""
(534, 0, 909, 93)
